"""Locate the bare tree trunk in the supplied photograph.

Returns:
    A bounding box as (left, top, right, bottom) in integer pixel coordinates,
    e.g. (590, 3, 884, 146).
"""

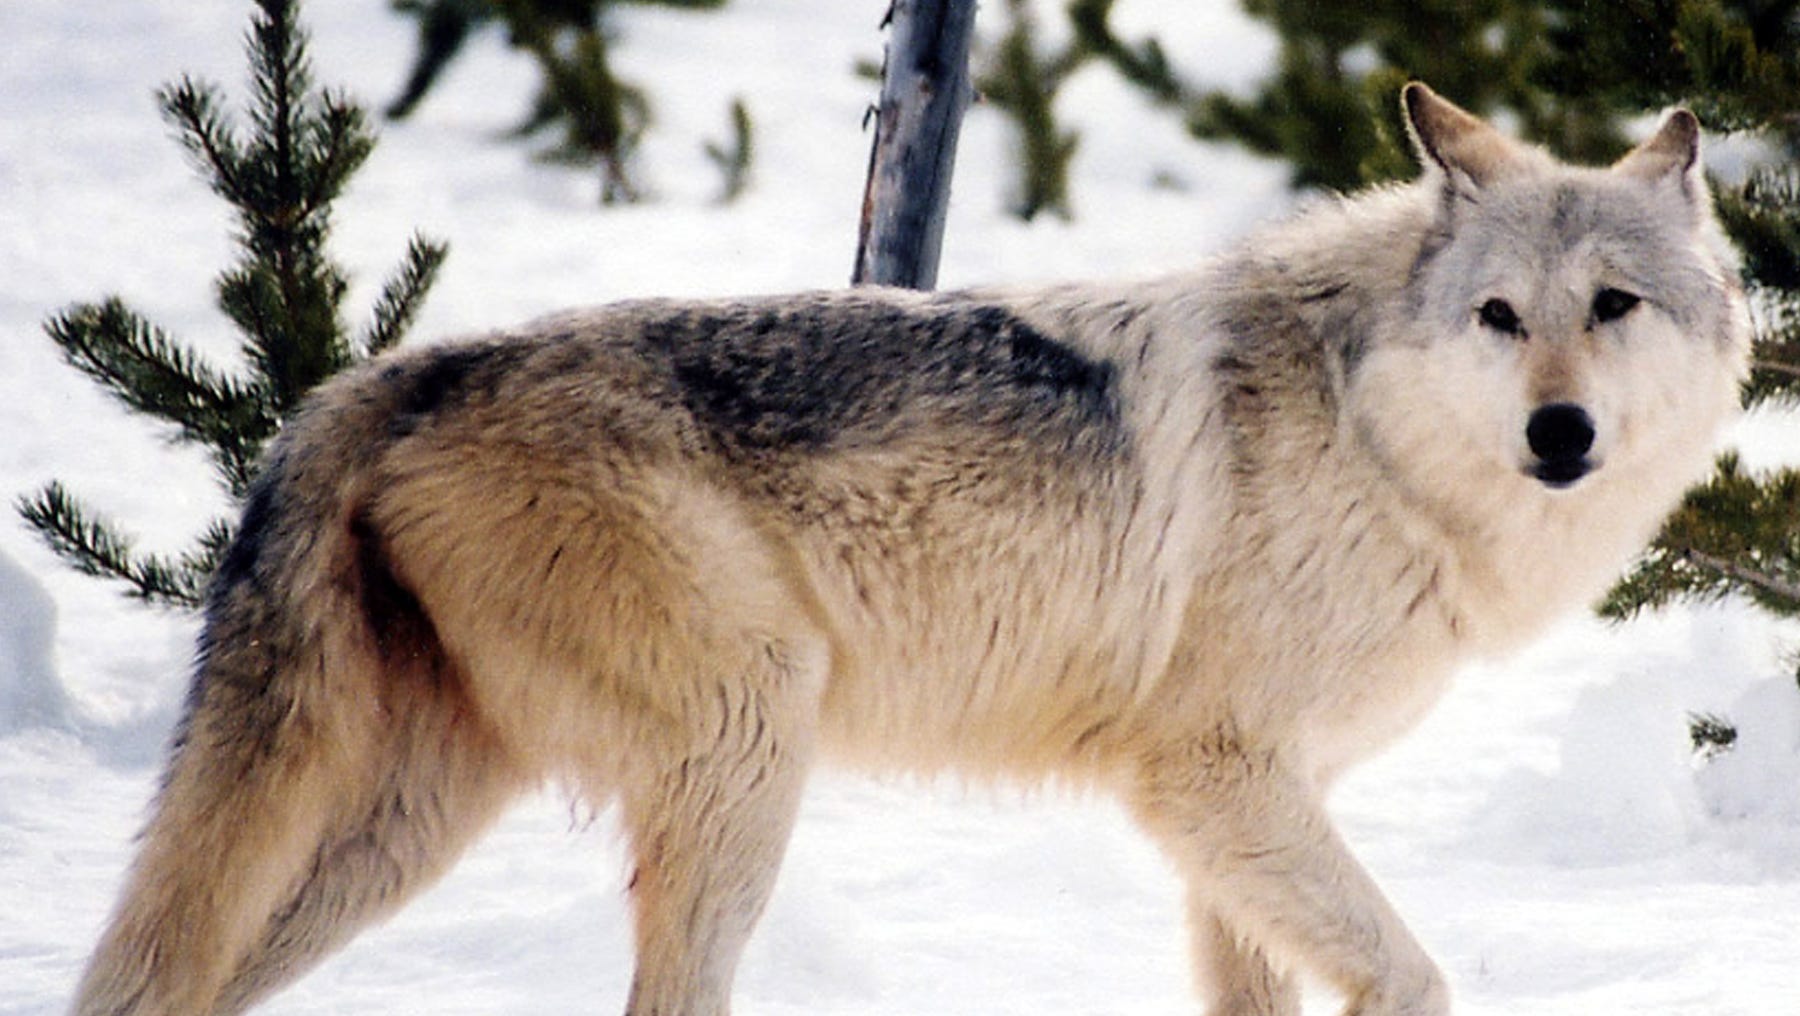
(851, 0, 977, 290)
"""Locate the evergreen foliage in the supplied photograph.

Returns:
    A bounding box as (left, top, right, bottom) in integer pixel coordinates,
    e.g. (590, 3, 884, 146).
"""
(387, 0, 733, 204)
(1171, 1, 1632, 190)
(1599, 454, 1800, 619)
(703, 96, 754, 205)
(973, 0, 1197, 221)
(17, 0, 446, 608)
(976, 0, 1083, 220)
(1066, 0, 1183, 105)
(974, 1, 1621, 212)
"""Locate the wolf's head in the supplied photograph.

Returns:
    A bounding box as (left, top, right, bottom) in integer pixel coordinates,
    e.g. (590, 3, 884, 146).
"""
(1347, 84, 1749, 560)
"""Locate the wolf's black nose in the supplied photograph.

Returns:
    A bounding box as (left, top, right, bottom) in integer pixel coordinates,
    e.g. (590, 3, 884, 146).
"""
(1526, 403, 1595, 487)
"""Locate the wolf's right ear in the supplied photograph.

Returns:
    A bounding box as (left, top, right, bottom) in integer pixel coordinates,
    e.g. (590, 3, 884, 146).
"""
(1402, 82, 1526, 193)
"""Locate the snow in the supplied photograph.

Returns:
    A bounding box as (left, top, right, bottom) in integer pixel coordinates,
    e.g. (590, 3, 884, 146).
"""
(0, 548, 70, 744)
(2, 2, 1796, 1013)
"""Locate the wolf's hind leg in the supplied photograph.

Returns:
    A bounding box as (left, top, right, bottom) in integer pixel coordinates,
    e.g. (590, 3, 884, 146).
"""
(615, 639, 819, 1016)
(1130, 735, 1450, 1016)
(1195, 909, 1301, 1016)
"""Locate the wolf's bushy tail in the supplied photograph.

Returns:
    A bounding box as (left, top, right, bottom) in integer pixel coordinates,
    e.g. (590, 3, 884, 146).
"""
(71, 373, 526, 1016)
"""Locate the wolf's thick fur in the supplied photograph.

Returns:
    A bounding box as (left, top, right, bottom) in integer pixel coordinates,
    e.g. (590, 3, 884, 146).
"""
(74, 85, 1747, 1016)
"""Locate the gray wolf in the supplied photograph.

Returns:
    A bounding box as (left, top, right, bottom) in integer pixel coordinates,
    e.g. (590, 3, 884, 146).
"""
(72, 84, 1748, 1015)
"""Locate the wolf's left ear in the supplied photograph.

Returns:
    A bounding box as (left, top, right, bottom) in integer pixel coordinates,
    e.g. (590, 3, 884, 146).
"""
(1402, 82, 1528, 192)
(1611, 108, 1702, 196)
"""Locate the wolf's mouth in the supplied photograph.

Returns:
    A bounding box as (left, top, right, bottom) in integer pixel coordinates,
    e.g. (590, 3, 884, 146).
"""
(1530, 458, 1593, 489)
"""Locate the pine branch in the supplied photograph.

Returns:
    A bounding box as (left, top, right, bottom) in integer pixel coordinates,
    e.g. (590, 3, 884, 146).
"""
(1674, 0, 1800, 133)
(363, 233, 450, 355)
(1746, 304, 1800, 405)
(304, 93, 376, 212)
(1601, 454, 1800, 621)
(387, 0, 493, 120)
(182, 516, 239, 590)
(248, 0, 311, 213)
(979, 0, 1083, 221)
(158, 77, 249, 207)
(219, 254, 352, 415)
(1682, 546, 1800, 609)
(1719, 166, 1800, 294)
(51, 295, 271, 496)
(490, 1, 663, 203)
(46, 299, 271, 451)
(234, 3, 373, 268)
(17, 483, 206, 608)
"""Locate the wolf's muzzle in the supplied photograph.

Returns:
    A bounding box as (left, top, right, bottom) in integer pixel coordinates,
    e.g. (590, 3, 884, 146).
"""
(1525, 402, 1596, 488)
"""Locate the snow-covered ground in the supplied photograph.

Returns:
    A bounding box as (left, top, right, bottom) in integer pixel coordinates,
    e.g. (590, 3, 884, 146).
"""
(3, 2, 1797, 1013)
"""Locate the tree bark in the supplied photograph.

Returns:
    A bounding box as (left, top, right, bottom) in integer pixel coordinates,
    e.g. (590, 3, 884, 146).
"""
(851, 0, 977, 290)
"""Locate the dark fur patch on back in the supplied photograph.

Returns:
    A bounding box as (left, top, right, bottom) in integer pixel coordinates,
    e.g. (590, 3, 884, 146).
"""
(969, 305, 1115, 398)
(641, 297, 1121, 458)
(384, 342, 530, 438)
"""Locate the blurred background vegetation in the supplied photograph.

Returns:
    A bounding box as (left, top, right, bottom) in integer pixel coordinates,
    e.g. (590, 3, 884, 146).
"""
(387, 0, 740, 203)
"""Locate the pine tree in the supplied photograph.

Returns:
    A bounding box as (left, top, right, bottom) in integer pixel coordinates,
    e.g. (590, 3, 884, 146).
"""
(387, 0, 732, 204)
(17, 0, 447, 609)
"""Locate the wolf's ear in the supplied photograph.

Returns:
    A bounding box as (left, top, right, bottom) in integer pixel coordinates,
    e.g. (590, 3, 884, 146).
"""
(1402, 82, 1525, 191)
(1612, 108, 1702, 196)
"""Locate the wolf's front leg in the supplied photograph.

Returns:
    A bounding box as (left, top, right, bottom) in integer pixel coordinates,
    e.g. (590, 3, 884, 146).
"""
(1192, 908, 1300, 1016)
(1129, 733, 1450, 1016)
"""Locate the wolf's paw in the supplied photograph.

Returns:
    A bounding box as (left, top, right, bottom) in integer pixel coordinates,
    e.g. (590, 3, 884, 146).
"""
(1342, 964, 1451, 1016)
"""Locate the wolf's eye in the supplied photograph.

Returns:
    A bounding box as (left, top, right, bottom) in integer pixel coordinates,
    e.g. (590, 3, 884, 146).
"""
(1478, 298, 1522, 335)
(1592, 287, 1641, 324)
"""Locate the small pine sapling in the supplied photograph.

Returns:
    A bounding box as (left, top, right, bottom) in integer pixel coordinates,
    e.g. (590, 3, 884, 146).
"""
(18, 0, 447, 609)
(703, 97, 754, 204)
(975, 0, 1193, 222)
(976, 0, 1083, 221)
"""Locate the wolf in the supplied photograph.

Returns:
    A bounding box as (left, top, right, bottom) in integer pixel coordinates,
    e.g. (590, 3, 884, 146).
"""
(72, 83, 1747, 1016)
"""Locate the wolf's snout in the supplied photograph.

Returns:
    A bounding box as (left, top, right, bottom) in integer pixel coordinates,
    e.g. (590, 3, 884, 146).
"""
(1525, 403, 1596, 488)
